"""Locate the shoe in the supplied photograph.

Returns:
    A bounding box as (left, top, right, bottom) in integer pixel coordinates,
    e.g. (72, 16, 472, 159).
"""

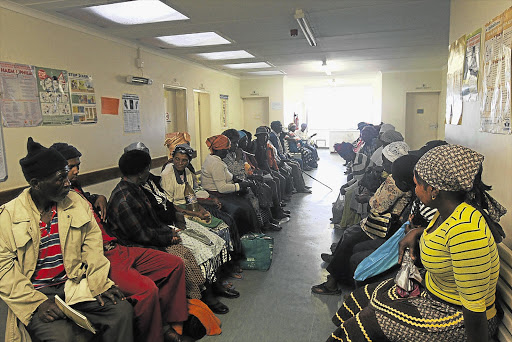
(304, 185, 312, 189)
(207, 301, 229, 314)
(311, 283, 341, 295)
(270, 218, 280, 225)
(282, 209, 291, 215)
(330, 243, 337, 253)
(214, 287, 240, 299)
(164, 328, 196, 342)
(297, 188, 312, 194)
(280, 202, 287, 207)
(279, 217, 290, 224)
(304, 166, 313, 171)
(321, 253, 333, 263)
(274, 211, 290, 220)
(263, 223, 282, 231)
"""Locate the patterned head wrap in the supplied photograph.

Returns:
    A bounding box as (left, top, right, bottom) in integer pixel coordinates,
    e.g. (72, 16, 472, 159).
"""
(382, 141, 409, 162)
(380, 130, 404, 144)
(164, 132, 191, 156)
(415, 144, 507, 223)
(172, 143, 195, 160)
(205, 135, 230, 153)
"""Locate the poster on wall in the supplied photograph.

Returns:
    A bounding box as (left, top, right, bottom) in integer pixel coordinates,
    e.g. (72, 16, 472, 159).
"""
(446, 35, 466, 125)
(0, 123, 7, 182)
(0, 62, 42, 127)
(35, 67, 72, 125)
(123, 94, 141, 132)
(68, 73, 97, 124)
(462, 29, 481, 102)
(220, 94, 228, 127)
(480, 9, 512, 134)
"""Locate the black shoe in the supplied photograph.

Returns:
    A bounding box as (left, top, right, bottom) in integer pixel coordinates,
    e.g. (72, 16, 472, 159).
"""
(304, 185, 312, 189)
(282, 209, 291, 215)
(263, 223, 282, 231)
(321, 253, 333, 263)
(214, 287, 240, 299)
(274, 211, 290, 220)
(280, 202, 287, 207)
(207, 301, 229, 314)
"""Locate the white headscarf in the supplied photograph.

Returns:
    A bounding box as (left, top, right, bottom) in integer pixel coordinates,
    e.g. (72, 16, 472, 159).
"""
(382, 141, 409, 162)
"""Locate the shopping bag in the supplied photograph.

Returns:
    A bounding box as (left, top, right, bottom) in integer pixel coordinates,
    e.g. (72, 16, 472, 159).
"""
(353, 221, 408, 281)
(240, 233, 274, 271)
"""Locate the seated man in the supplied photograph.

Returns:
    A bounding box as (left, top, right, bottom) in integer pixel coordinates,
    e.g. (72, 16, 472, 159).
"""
(0, 138, 133, 342)
(51, 142, 191, 342)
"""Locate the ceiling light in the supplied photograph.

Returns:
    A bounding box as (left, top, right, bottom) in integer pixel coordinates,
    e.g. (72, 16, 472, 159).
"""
(196, 50, 254, 60)
(246, 71, 285, 75)
(224, 62, 272, 69)
(322, 58, 332, 75)
(294, 9, 316, 47)
(156, 32, 231, 47)
(84, 0, 188, 25)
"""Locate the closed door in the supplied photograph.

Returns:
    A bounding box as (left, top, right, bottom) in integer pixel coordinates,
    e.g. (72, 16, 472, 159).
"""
(405, 92, 440, 150)
(194, 91, 211, 166)
(164, 87, 187, 134)
(243, 97, 269, 134)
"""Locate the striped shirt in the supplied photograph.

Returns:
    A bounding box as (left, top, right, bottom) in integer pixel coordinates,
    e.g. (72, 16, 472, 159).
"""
(420, 202, 499, 317)
(31, 205, 67, 289)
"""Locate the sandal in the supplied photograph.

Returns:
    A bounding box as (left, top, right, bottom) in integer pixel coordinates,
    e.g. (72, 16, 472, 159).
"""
(229, 272, 243, 280)
(311, 283, 341, 295)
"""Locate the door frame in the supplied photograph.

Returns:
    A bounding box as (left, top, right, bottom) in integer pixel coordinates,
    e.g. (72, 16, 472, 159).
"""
(163, 84, 189, 133)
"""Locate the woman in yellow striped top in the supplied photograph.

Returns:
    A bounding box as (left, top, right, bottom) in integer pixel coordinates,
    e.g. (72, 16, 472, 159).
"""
(327, 144, 506, 342)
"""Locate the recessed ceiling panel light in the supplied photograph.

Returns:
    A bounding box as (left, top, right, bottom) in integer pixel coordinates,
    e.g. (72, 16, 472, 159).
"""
(84, 0, 188, 25)
(246, 71, 284, 75)
(196, 50, 254, 60)
(156, 32, 231, 47)
(224, 62, 271, 69)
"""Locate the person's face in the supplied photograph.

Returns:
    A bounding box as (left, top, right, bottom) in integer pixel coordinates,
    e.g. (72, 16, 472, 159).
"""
(414, 174, 434, 206)
(239, 136, 248, 150)
(255, 133, 268, 145)
(272, 123, 282, 133)
(138, 166, 151, 185)
(382, 156, 393, 174)
(229, 137, 239, 152)
(34, 167, 71, 202)
(66, 157, 81, 184)
(173, 152, 190, 171)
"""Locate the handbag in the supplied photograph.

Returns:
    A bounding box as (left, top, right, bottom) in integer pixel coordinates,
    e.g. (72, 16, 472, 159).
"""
(239, 233, 274, 271)
(361, 209, 393, 239)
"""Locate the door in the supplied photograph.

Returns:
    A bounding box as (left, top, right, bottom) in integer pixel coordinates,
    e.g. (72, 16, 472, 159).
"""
(243, 97, 269, 134)
(405, 92, 440, 150)
(164, 87, 188, 134)
(194, 90, 211, 166)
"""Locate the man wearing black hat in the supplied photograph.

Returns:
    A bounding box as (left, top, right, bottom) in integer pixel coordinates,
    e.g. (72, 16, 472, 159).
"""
(0, 138, 133, 342)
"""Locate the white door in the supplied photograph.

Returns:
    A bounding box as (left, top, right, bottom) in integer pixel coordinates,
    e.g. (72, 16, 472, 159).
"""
(243, 97, 269, 134)
(405, 92, 440, 150)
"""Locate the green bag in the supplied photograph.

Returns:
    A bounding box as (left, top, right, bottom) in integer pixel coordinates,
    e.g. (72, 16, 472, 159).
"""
(240, 233, 274, 271)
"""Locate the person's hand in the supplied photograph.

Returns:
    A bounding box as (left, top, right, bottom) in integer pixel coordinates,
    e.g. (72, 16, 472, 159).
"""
(170, 229, 182, 245)
(37, 298, 66, 323)
(212, 197, 222, 209)
(398, 228, 424, 264)
(198, 208, 211, 221)
(94, 195, 108, 221)
(238, 181, 252, 190)
(95, 285, 125, 306)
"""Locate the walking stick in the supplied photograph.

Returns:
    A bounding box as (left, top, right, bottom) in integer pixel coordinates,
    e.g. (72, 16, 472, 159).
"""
(301, 170, 333, 191)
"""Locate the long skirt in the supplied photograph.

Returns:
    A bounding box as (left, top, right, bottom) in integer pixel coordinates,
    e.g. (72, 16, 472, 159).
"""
(327, 278, 499, 342)
(165, 244, 205, 299)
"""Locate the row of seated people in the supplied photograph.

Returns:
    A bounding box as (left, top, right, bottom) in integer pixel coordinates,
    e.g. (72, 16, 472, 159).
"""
(314, 122, 507, 342)
(0, 121, 317, 342)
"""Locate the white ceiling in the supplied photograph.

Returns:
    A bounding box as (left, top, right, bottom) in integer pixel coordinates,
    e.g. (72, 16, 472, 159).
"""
(12, 0, 451, 77)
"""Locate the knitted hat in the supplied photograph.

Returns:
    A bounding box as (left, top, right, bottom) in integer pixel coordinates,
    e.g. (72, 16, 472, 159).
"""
(20, 137, 68, 182)
(118, 150, 151, 176)
(50, 142, 82, 160)
(380, 130, 404, 144)
(379, 123, 395, 134)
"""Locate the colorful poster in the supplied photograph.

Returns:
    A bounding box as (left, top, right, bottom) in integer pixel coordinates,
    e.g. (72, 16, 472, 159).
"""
(69, 73, 97, 124)
(35, 67, 72, 125)
(0, 62, 42, 127)
(123, 94, 141, 132)
(480, 8, 512, 134)
(446, 35, 466, 125)
(220, 94, 228, 127)
(462, 29, 481, 102)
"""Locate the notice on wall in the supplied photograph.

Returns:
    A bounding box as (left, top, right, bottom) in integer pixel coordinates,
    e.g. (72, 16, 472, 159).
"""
(69, 73, 97, 124)
(446, 35, 466, 125)
(0, 123, 7, 182)
(462, 29, 481, 102)
(0, 62, 42, 127)
(123, 94, 141, 132)
(220, 94, 228, 127)
(480, 8, 512, 134)
(36, 67, 72, 125)
(101, 97, 119, 115)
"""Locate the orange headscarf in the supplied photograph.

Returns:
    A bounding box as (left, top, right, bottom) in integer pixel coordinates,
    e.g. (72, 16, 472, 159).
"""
(205, 135, 230, 153)
(164, 132, 191, 157)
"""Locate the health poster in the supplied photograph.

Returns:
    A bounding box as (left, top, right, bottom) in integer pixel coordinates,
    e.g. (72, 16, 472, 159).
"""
(36, 67, 72, 125)
(480, 8, 512, 134)
(123, 94, 141, 133)
(69, 73, 97, 124)
(220, 94, 228, 127)
(446, 35, 466, 125)
(462, 29, 481, 102)
(0, 62, 42, 127)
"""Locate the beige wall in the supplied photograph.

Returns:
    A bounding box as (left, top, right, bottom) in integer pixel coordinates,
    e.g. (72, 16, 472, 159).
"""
(240, 77, 284, 125)
(448, 0, 512, 242)
(381, 70, 443, 136)
(0, 4, 241, 191)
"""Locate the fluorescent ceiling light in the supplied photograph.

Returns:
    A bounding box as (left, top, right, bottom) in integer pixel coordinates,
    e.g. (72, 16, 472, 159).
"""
(224, 62, 271, 69)
(196, 50, 254, 60)
(294, 9, 316, 47)
(246, 71, 284, 75)
(157, 32, 231, 47)
(84, 0, 188, 25)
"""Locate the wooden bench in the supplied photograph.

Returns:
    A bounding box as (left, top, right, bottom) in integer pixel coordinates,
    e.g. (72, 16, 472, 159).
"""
(496, 243, 512, 341)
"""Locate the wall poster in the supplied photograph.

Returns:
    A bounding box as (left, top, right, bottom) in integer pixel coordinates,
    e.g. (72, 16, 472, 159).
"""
(36, 67, 72, 125)
(123, 94, 141, 133)
(462, 29, 481, 102)
(69, 73, 97, 124)
(0, 62, 42, 127)
(220, 94, 228, 127)
(446, 35, 466, 125)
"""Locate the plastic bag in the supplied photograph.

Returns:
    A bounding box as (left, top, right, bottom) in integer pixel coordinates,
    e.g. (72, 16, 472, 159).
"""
(353, 221, 408, 281)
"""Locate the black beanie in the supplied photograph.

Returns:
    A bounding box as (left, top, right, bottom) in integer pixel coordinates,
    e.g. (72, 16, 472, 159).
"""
(50, 142, 82, 160)
(19, 137, 68, 182)
(119, 150, 151, 176)
(392, 154, 420, 191)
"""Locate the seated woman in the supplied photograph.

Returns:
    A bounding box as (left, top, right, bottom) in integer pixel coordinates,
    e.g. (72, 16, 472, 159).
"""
(201, 134, 261, 236)
(327, 144, 506, 342)
(285, 123, 317, 169)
